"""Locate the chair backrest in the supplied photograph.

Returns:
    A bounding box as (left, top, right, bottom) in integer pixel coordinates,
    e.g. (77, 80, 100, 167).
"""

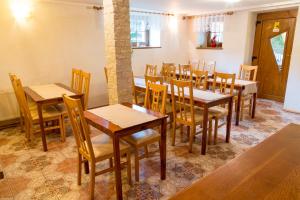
(63, 95, 95, 161)
(81, 71, 91, 110)
(145, 75, 164, 85)
(145, 64, 157, 76)
(170, 79, 195, 125)
(202, 61, 216, 75)
(144, 82, 168, 115)
(189, 60, 200, 70)
(212, 72, 236, 95)
(179, 64, 192, 81)
(71, 68, 82, 92)
(161, 63, 176, 83)
(193, 70, 208, 90)
(239, 65, 258, 81)
(104, 67, 108, 83)
(9, 74, 22, 109)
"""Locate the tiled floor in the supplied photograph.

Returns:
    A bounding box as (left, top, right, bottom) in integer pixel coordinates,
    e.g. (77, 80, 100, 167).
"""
(1, 99, 300, 200)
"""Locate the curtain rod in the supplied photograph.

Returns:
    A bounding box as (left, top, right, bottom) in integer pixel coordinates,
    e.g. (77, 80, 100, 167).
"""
(183, 11, 234, 20)
(88, 6, 175, 16)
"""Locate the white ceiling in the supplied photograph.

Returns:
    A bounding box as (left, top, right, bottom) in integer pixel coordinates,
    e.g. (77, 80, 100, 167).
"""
(57, 0, 300, 14)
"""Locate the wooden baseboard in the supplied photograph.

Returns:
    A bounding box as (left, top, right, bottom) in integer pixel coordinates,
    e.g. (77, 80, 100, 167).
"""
(0, 117, 20, 130)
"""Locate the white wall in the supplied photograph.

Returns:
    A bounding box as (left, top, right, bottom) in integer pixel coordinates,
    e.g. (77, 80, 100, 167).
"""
(0, 1, 188, 121)
(188, 11, 257, 74)
(284, 6, 300, 113)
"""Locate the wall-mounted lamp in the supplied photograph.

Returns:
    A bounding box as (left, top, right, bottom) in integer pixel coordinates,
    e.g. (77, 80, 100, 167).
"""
(10, 0, 33, 24)
(168, 15, 178, 32)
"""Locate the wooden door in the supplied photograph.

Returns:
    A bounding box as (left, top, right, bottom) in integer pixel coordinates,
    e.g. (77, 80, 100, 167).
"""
(252, 10, 297, 102)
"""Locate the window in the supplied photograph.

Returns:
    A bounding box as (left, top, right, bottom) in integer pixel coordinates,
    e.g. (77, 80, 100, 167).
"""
(193, 15, 225, 49)
(270, 32, 287, 71)
(130, 13, 161, 48)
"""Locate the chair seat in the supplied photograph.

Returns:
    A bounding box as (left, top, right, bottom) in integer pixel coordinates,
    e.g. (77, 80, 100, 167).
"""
(123, 129, 160, 146)
(175, 109, 212, 124)
(31, 106, 62, 122)
(209, 106, 228, 117)
(88, 134, 131, 161)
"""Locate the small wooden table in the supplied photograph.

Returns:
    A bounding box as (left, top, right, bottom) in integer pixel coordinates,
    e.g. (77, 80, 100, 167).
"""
(24, 83, 84, 151)
(207, 78, 258, 126)
(84, 103, 168, 200)
(134, 77, 234, 155)
(170, 123, 300, 200)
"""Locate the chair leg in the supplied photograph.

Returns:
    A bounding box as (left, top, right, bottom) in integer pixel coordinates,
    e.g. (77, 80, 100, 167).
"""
(59, 116, 66, 142)
(180, 125, 184, 142)
(134, 150, 140, 182)
(241, 99, 244, 121)
(89, 162, 95, 200)
(249, 98, 252, 116)
(188, 126, 195, 153)
(109, 158, 113, 168)
(126, 153, 132, 185)
(172, 121, 176, 146)
(214, 118, 219, 145)
(77, 153, 82, 185)
(20, 111, 25, 132)
(208, 120, 213, 145)
(144, 146, 149, 158)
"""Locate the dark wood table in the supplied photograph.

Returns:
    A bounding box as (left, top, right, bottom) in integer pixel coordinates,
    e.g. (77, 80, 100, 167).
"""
(134, 77, 233, 155)
(170, 123, 300, 200)
(207, 78, 258, 126)
(24, 83, 84, 151)
(84, 103, 168, 200)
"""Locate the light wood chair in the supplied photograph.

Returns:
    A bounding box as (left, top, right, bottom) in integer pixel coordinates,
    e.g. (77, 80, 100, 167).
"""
(193, 70, 208, 90)
(238, 65, 258, 120)
(123, 82, 167, 182)
(63, 95, 132, 199)
(71, 68, 82, 92)
(145, 64, 157, 76)
(179, 64, 193, 81)
(189, 60, 200, 70)
(81, 71, 91, 110)
(14, 78, 65, 141)
(161, 63, 177, 83)
(170, 79, 212, 153)
(202, 61, 216, 75)
(145, 75, 164, 85)
(210, 72, 236, 144)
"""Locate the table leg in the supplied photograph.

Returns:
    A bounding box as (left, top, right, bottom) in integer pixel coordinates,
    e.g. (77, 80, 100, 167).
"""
(37, 103, 47, 152)
(113, 136, 123, 200)
(160, 118, 167, 180)
(252, 93, 257, 118)
(201, 105, 209, 155)
(84, 161, 89, 174)
(235, 89, 242, 126)
(226, 97, 233, 143)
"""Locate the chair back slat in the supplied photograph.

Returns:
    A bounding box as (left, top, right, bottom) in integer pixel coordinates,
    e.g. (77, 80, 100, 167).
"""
(189, 60, 200, 70)
(145, 64, 157, 76)
(212, 72, 236, 95)
(239, 65, 258, 81)
(71, 68, 82, 92)
(145, 75, 164, 85)
(161, 63, 176, 83)
(171, 79, 194, 125)
(63, 95, 94, 161)
(202, 61, 216, 75)
(81, 71, 91, 110)
(179, 64, 192, 81)
(144, 82, 167, 115)
(193, 70, 208, 90)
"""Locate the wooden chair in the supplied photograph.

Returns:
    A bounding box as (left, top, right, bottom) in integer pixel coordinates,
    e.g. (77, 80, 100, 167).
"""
(14, 78, 65, 141)
(81, 71, 91, 110)
(193, 70, 208, 90)
(145, 75, 164, 85)
(170, 79, 212, 153)
(202, 61, 216, 75)
(71, 68, 82, 92)
(161, 63, 177, 83)
(123, 82, 167, 182)
(63, 95, 132, 199)
(210, 72, 236, 144)
(179, 64, 193, 81)
(145, 64, 157, 76)
(238, 65, 258, 120)
(189, 60, 200, 70)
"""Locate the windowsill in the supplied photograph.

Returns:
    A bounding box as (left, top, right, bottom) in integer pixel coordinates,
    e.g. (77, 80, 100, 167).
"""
(132, 46, 162, 49)
(196, 47, 223, 50)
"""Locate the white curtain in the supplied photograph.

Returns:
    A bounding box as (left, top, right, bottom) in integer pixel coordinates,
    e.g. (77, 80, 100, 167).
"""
(130, 12, 161, 32)
(193, 14, 225, 33)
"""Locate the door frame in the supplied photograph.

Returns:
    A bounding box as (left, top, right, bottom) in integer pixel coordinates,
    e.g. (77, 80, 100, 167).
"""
(252, 9, 298, 102)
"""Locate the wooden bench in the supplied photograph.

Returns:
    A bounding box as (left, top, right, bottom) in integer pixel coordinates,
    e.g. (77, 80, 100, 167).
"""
(170, 123, 300, 200)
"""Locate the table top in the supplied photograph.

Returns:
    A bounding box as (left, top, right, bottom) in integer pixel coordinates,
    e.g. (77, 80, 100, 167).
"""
(207, 78, 258, 88)
(134, 77, 232, 106)
(170, 123, 300, 200)
(84, 103, 168, 136)
(24, 83, 82, 103)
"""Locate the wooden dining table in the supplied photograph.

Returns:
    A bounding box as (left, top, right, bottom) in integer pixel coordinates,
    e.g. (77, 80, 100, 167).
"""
(207, 78, 258, 126)
(170, 123, 300, 200)
(84, 103, 168, 200)
(134, 77, 234, 155)
(24, 83, 84, 152)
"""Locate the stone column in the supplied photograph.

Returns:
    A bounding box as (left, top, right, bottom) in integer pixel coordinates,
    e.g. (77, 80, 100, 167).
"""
(103, 0, 133, 105)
